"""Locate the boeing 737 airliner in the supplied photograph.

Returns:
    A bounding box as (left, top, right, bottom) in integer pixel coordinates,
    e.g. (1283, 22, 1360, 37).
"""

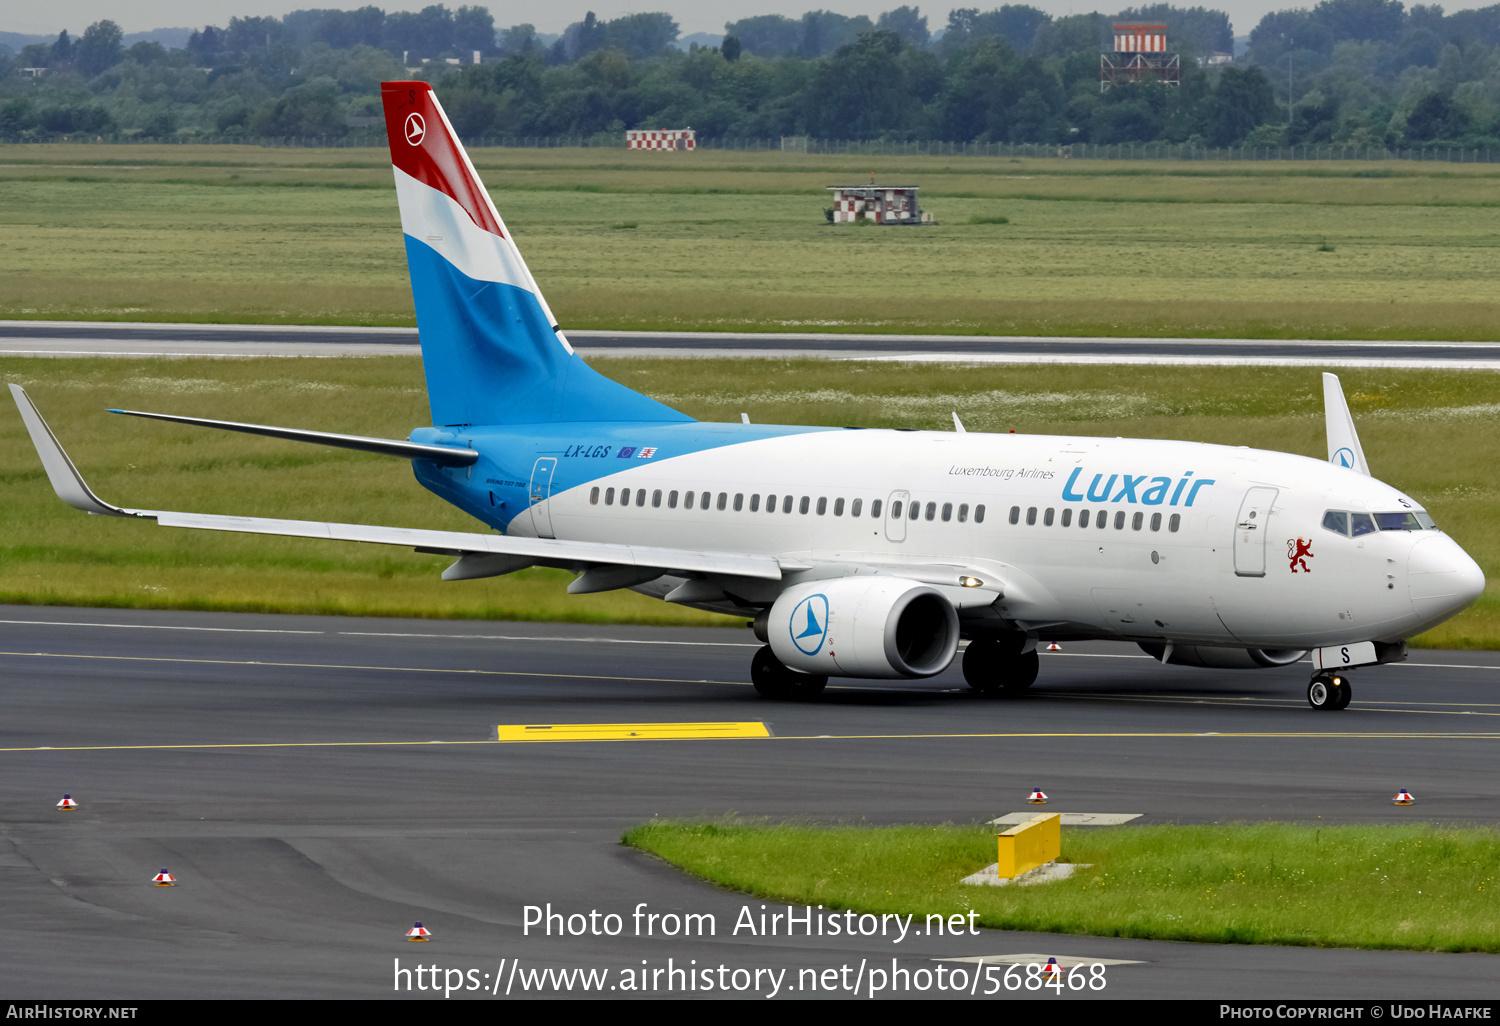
(9, 82, 1485, 710)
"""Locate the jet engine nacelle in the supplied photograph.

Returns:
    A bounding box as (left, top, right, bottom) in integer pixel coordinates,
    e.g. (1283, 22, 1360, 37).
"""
(768, 577, 960, 679)
(1138, 642, 1308, 669)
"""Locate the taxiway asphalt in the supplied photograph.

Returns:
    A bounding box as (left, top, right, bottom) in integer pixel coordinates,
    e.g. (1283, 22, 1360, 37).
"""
(2, 606, 1498, 999)
(3, 320, 1499, 368)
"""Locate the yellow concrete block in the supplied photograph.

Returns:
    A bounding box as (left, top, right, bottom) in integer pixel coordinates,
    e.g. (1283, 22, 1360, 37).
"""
(997, 813, 1061, 879)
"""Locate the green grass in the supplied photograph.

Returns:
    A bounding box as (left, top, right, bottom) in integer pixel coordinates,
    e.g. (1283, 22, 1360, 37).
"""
(968, 214, 1010, 224)
(0, 355, 1496, 643)
(624, 820, 1500, 952)
(7, 144, 1500, 337)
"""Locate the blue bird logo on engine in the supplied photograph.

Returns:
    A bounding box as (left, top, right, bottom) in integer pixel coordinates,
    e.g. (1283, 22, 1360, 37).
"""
(791, 594, 830, 656)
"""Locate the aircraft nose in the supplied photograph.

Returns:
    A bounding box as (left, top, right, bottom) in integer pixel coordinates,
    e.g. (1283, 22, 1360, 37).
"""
(1408, 533, 1486, 624)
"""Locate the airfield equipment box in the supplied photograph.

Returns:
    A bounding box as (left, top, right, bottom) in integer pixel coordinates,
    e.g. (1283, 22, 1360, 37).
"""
(827, 186, 933, 225)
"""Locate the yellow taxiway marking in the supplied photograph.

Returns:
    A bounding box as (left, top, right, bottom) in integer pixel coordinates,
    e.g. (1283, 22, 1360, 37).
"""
(3, 730, 1499, 755)
(496, 722, 770, 742)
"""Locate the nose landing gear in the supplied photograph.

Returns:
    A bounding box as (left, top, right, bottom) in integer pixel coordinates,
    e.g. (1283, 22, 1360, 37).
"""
(1308, 673, 1352, 710)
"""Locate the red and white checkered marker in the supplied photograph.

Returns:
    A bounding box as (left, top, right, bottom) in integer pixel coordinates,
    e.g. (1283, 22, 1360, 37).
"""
(1041, 957, 1062, 980)
(151, 868, 176, 886)
(406, 921, 432, 942)
(1045, 643, 1062, 651)
(1393, 789, 1415, 805)
(1027, 788, 1048, 804)
(56, 794, 77, 811)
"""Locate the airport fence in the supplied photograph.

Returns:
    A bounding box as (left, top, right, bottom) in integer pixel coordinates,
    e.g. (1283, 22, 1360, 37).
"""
(9, 131, 1500, 163)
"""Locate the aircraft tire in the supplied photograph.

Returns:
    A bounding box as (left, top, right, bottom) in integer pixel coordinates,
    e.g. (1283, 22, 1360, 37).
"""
(963, 639, 1039, 695)
(1331, 676, 1352, 710)
(1307, 674, 1340, 710)
(751, 645, 827, 700)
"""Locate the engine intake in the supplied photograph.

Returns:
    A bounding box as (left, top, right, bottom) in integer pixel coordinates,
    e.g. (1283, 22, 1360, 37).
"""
(1138, 642, 1308, 669)
(768, 577, 959, 679)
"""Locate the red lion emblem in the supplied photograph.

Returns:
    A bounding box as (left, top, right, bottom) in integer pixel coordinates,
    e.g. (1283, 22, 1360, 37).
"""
(1288, 537, 1313, 573)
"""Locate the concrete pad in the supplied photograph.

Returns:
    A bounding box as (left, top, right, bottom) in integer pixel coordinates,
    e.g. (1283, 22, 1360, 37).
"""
(937, 954, 1146, 968)
(960, 860, 1091, 887)
(991, 812, 1143, 826)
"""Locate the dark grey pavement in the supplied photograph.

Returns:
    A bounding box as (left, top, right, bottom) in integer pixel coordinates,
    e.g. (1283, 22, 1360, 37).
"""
(1, 605, 1498, 999)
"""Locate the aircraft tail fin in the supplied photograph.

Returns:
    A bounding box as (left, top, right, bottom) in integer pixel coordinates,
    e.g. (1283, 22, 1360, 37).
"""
(1322, 372, 1370, 475)
(380, 82, 690, 427)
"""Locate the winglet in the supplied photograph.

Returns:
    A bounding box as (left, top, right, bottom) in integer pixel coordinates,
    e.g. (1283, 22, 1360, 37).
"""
(8, 384, 149, 518)
(1322, 372, 1369, 475)
(952, 411, 967, 433)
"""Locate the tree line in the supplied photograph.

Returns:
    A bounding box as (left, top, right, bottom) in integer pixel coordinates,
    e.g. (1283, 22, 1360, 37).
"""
(4, 2, 1500, 149)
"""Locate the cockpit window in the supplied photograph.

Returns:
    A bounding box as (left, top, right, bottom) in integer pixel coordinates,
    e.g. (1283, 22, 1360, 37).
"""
(1373, 511, 1427, 531)
(1323, 508, 1437, 536)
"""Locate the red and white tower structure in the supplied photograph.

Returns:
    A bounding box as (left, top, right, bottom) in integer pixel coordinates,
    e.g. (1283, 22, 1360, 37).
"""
(1101, 24, 1180, 92)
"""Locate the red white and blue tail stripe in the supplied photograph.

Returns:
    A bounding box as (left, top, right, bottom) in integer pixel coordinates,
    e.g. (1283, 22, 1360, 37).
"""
(380, 82, 688, 428)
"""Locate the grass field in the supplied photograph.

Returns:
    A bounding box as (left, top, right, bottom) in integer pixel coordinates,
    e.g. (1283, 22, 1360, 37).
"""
(623, 820, 1500, 952)
(6, 144, 1500, 338)
(0, 355, 1494, 645)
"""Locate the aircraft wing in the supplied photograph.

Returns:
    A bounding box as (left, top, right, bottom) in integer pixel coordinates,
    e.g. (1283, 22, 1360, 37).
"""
(9, 384, 783, 583)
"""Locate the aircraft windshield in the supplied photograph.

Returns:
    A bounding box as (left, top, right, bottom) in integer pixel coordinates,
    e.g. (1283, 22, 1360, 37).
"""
(1373, 511, 1436, 531)
(1323, 509, 1437, 536)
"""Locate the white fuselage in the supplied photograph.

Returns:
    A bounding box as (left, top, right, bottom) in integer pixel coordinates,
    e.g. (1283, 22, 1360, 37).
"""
(513, 428, 1483, 649)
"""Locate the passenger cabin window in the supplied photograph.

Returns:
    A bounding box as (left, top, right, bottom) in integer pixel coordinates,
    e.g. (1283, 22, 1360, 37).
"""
(590, 487, 600, 505)
(683, 490, 694, 509)
(1061, 508, 1072, 527)
(870, 499, 882, 518)
(1169, 513, 1181, 532)
(941, 502, 952, 522)
(668, 490, 679, 509)
(733, 493, 744, 511)
(851, 498, 863, 517)
(1132, 512, 1143, 530)
(891, 500, 903, 519)
(750, 493, 760, 512)
(652, 489, 663, 508)
(1079, 509, 1090, 528)
(782, 495, 793, 513)
(909, 501, 920, 520)
(924, 502, 936, 521)
(717, 492, 728, 511)
(817, 497, 827, 515)
(1043, 508, 1054, 526)
(1114, 511, 1126, 530)
(620, 488, 631, 506)
(958, 503, 969, 523)
(1009, 506, 1021, 525)
(1150, 512, 1162, 531)
(765, 494, 776, 513)
(834, 498, 845, 516)
(1025, 507, 1037, 526)
(800, 496, 810, 514)
(701, 492, 712, 511)
(975, 504, 986, 523)
(637, 490, 647, 507)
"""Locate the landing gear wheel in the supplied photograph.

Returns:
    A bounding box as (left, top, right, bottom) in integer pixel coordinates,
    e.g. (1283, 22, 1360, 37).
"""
(1307, 674, 1350, 711)
(750, 645, 827, 701)
(963, 637, 1040, 696)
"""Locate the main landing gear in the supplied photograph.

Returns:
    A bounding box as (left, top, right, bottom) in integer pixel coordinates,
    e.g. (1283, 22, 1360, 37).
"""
(1307, 672, 1352, 710)
(962, 634, 1040, 696)
(750, 645, 827, 700)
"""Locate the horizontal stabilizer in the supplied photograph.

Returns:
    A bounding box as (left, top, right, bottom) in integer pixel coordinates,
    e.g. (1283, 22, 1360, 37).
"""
(1322, 372, 1369, 475)
(108, 408, 478, 466)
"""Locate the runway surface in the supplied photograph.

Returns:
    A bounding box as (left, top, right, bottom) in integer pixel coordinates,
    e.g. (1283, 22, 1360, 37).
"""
(3, 320, 1499, 368)
(2, 605, 1497, 1000)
